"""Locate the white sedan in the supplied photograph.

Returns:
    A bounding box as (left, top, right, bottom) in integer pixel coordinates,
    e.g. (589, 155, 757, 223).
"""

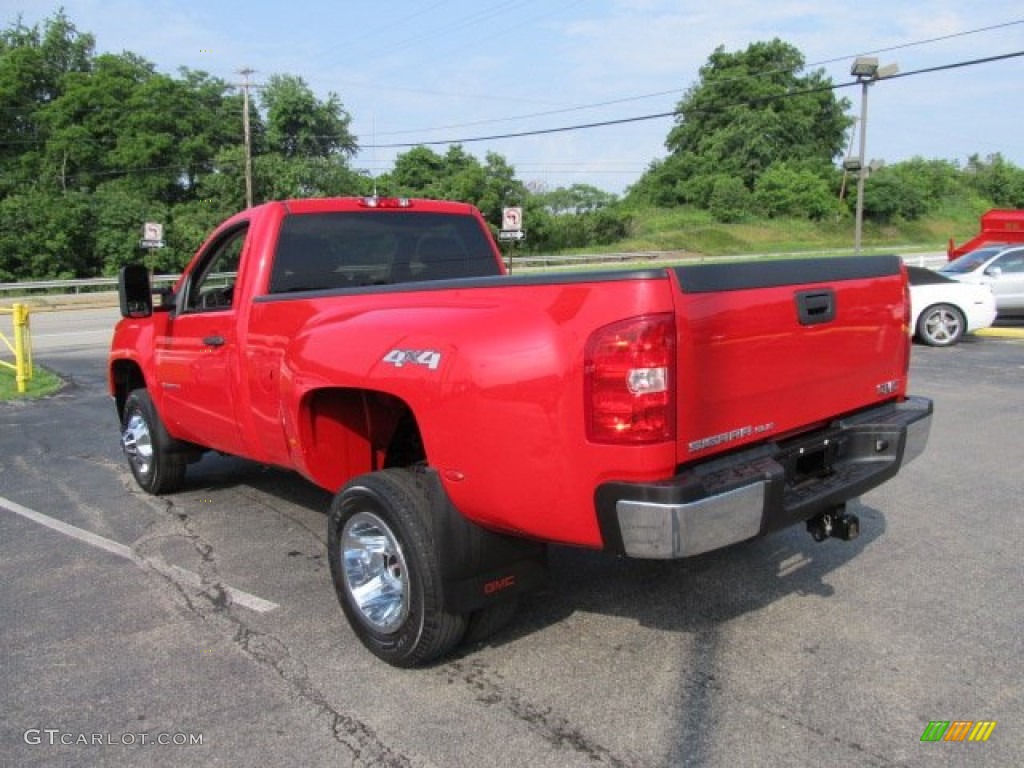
(907, 266, 997, 347)
(939, 244, 1024, 315)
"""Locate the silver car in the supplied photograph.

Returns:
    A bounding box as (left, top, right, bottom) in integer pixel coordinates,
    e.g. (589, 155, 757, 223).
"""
(940, 244, 1024, 315)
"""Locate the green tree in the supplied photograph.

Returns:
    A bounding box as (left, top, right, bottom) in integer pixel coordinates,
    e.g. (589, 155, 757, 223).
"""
(0, 189, 95, 278)
(752, 163, 834, 219)
(381, 146, 526, 225)
(91, 180, 165, 273)
(536, 184, 617, 215)
(708, 176, 752, 222)
(386, 146, 446, 196)
(630, 39, 851, 207)
(0, 11, 95, 194)
(36, 52, 156, 192)
(964, 153, 1024, 208)
(859, 168, 926, 223)
(261, 74, 356, 159)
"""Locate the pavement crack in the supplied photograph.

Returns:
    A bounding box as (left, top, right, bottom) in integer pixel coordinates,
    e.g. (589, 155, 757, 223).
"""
(135, 558, 414, 765)
(442, 660, 633, 768)
(234, 487, 325, 543)
(752, 706, 899, 767)
(228, 621, 414, 766)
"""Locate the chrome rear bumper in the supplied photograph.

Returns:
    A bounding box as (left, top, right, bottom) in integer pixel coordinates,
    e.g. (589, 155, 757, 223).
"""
(596, 397, 933, 559)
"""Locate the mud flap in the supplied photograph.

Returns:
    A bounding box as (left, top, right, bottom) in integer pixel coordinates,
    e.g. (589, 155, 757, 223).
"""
(419, 468, 548, 615)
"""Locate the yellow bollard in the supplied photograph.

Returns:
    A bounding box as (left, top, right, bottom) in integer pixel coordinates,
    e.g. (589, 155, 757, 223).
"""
(13, 303, 31, 394)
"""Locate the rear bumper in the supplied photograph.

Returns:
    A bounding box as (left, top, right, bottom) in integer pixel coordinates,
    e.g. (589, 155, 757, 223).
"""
(595, 396, 933, 559)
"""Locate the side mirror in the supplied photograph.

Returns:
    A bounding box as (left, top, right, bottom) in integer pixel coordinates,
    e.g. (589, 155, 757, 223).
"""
(118, 264, 153, 318)
(984, 266, 1003, 278)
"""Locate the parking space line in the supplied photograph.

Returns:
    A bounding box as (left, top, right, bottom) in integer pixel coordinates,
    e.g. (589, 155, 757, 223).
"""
(0, 494, 278, 613)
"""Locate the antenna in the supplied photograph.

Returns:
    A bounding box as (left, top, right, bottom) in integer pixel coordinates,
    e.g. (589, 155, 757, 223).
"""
(371, 112, 378, 198)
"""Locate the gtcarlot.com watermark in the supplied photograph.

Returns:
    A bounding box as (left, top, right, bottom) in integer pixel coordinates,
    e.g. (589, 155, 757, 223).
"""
(24, 728, 203, 747)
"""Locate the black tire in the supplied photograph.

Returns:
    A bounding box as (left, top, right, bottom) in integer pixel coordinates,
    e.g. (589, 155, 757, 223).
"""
(327, 469, 467, 667)
(917, 303, 965, 347)
(121, 389, 187, 494)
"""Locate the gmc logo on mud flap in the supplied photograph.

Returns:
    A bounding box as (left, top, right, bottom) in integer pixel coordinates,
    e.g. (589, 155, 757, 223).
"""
(483, 575, 516, 595)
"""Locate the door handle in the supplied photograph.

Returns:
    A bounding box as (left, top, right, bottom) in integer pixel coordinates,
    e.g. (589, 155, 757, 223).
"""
(203, 335, 226, 347)
(795, 289, 836, 326)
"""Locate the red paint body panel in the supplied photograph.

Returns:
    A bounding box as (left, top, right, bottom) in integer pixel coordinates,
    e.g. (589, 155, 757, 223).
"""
(110, 198, 913, 550)
(670, 269, 908, 465)
(947, 208, 1024, 260)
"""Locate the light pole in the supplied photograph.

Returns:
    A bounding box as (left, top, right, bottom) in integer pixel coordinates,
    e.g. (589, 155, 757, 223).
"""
(236, 67, 256, 209)
(849, 56, 898, 255)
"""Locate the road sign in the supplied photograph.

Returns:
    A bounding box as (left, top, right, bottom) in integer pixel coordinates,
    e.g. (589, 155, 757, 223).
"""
(140, 221, 165, 248)
(502, 207, 523, 231)
(498, 230, 526, 242)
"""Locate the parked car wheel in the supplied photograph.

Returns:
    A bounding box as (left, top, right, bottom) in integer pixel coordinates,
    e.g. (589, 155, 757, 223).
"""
(917, 303, 965, 347)
(328, 469, 467, 667)
(121, 389, 187, 494)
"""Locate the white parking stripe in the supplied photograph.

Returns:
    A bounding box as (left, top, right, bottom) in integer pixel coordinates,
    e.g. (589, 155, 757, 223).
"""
(0, 494, 278, 613)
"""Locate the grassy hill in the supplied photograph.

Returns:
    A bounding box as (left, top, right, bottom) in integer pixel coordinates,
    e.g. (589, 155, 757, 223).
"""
(579, 205, 984, 258)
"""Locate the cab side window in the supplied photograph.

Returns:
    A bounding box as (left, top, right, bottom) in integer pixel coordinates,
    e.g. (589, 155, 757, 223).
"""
(994, 250, 1024, 273)
(184, 225, 248, 312)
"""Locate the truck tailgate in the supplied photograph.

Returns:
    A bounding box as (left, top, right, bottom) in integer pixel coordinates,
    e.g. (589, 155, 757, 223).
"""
(671, 256, 908, 464)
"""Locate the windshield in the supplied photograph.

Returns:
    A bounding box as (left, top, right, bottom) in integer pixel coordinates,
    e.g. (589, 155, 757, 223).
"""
(940, 247, 1004, 274)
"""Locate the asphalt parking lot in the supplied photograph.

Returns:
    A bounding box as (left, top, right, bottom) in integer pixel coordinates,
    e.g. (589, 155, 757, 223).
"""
(1, 308, 1022, 767)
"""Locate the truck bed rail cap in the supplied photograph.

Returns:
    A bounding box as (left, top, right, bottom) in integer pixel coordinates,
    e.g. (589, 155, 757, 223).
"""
(675, 255, 902, 294)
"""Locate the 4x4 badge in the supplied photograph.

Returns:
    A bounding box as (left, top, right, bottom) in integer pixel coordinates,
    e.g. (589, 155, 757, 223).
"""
(382, 349, 442, 371)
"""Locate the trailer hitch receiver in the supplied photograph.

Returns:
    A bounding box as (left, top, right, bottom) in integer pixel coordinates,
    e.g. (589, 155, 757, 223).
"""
(806, 505, 860, 542)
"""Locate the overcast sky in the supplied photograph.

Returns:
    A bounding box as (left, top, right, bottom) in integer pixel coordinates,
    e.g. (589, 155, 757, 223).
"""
(6, 0, 1024, 194)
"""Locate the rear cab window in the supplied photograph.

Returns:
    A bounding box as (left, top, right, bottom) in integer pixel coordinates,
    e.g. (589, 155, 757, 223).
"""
(268, 211, 501, 294)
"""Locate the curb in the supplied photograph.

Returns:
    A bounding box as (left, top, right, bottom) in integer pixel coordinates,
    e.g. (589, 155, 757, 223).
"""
(975, 327, 1024, 339)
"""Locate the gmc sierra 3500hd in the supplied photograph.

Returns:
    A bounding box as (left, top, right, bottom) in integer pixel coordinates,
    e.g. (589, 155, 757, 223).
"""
(110, 196, 932, 666)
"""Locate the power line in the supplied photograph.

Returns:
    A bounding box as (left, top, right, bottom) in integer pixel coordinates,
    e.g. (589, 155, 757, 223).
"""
(4, 49, 1021, 184)
(342, 17, 1024, 136)
(359, 50, 1024, 149)
(4, 14, 1019, 142)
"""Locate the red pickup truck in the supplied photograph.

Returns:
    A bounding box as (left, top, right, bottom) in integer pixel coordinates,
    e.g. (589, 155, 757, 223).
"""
(110, 197, 932, 666)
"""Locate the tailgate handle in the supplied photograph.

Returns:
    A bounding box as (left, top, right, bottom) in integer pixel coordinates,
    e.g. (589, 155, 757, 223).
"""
(796, 289, 835, 326)
(202, 335, 226, 347)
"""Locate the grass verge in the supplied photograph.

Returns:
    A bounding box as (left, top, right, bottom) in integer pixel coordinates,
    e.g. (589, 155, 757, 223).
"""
(570, 206, 981, 258)
(0, 365, 64, 400)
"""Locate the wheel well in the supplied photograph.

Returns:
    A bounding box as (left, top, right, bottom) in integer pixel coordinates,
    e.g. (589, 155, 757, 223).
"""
(300, 388, 426, 491)
(111, 360, 146, 418)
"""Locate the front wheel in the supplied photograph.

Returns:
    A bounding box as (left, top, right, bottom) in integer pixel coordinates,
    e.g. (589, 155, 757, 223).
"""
(327, 469, 467, 667)
(917, 303, 965, 346)
(121, 389, 187, 494)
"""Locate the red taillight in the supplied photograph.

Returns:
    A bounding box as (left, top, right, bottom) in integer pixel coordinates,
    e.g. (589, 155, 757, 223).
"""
(900, 265, 912, 381)
(585, 313, 676, 444)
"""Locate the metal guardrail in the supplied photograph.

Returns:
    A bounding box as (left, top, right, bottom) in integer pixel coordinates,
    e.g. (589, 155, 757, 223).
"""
(0, 256, 670, 295)
(0, 303, 33, 393)
(0, 251, 948, 297)
(0, 274, 180, 295)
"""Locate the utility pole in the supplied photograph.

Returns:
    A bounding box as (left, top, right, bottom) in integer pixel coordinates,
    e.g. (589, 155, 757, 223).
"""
(236, 67, 256, 208)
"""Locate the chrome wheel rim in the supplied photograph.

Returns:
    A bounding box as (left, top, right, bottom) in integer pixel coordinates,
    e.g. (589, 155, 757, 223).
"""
(121, 412, 154, 476)
(924, 308, 961, 344)
(341, 511, 409, 633)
